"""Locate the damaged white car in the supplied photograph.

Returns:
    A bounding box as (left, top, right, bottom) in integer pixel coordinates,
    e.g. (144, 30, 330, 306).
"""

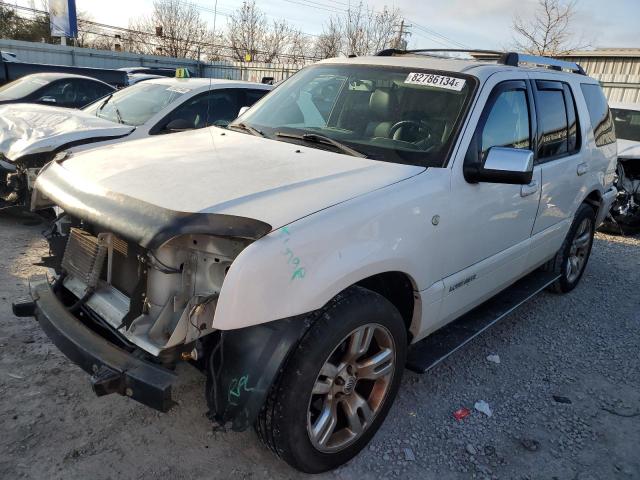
(14, 51, 617, 472)
(0, 77, 271, 210)
(605, 102, 640, 232)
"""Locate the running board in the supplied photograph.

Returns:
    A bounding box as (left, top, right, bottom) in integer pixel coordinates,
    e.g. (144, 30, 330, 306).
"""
(406, 269, 560, 374)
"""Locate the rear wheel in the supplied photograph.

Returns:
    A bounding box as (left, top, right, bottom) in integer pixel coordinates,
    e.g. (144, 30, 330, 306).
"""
(547, 203, 596, 293)
(256, 286, 407, 473)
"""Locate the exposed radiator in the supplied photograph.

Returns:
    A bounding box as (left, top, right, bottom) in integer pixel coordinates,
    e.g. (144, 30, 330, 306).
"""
(61, 228, 108, 289)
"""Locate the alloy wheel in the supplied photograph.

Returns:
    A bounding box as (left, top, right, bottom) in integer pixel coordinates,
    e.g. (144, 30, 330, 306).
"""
(306, 323, 396, 453)
(566, 217, 593, 283)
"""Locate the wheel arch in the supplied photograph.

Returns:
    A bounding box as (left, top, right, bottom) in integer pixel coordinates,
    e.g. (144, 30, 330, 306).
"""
(583, 189, 602, 214)
(355, 271, 419, 343)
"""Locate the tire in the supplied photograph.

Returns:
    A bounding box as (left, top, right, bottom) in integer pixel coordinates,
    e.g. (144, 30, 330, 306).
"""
(546, 203, 596, 294)
(256, 286, 407, 473)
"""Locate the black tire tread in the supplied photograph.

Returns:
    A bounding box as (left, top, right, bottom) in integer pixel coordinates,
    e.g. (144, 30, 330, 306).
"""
(255, 288, 355, 458)
(546, 202, 596, 294)
(255, 286, 406, 472)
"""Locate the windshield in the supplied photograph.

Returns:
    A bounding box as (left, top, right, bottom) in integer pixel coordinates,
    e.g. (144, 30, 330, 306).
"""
(612, 108, 640, 142)
(0, 76, 50, 101)
(83, 82, 190, 126)
(235, 64, 476, 166)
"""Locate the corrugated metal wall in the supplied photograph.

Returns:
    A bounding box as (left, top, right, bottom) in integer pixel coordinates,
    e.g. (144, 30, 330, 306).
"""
(563, 55, 640, 104)
(0, 39, 310, 82)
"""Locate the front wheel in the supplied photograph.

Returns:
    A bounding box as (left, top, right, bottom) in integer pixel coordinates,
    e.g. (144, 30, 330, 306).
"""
(546, 203, 596, 293)
(256, 286, 407, 473)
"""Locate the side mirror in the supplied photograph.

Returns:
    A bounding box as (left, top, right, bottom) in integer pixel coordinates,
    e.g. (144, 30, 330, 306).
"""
(237, 106, 250, 117)
(165, 118, 193, 132)
(40, 96, 57, 104)
(464, 147, 534, 185)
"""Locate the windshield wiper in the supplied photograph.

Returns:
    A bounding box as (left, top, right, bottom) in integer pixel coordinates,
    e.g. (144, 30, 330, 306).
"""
(97, 93, 113, 113)
(228, 122, 265, 137)
(113, 104, 124, 125)
(275, 131, 367, 158)
(96, 93, 124, 124)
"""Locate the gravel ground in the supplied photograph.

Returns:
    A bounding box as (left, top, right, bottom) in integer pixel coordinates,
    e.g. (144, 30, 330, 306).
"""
(1, 212, 639, 480)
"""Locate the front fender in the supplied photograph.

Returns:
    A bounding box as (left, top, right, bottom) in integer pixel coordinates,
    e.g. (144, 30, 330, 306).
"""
(213, 171, 447, 331)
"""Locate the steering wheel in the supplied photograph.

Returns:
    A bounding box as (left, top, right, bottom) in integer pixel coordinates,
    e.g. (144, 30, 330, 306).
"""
(388, 120, 428, 143)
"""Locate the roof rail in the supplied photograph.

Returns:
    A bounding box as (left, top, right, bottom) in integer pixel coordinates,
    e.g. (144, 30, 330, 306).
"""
(376, 48, 505, 58)
(375, 48, 586, 75)
(501, 52, 585, 74)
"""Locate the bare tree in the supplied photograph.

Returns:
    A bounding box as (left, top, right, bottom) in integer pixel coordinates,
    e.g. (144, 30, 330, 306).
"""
(512, 0, 588, 55)
(287, 29, 312, 64)
(262, 19, 291, 63)
(129, 0, 209, 58)
(226, 0, 265, 61)
(226, 1, 300, 62)
(314, 17, 342, 59)
(317, 1, 402, 58)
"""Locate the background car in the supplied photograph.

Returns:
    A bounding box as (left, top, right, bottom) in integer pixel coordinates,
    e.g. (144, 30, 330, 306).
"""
(604, 102, 640, 232)
(0, 77, 273, 210)
(126, 73, 165, 85)
(118, 66, 191, 77)
(0, 72, 115, 109)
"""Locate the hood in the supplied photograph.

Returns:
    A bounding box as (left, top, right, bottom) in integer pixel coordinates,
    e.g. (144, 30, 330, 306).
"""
(41, 127, 424, 234)
(0, 103, 134, 161)
(617, 139, 640, 160)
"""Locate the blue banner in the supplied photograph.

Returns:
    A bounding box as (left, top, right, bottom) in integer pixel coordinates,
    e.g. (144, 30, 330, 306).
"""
(49, 0, 78, 38)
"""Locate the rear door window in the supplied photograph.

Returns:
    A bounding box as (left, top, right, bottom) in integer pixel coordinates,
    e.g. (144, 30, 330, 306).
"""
(534, 80, 580, 161)
(580, 84, 616, 147)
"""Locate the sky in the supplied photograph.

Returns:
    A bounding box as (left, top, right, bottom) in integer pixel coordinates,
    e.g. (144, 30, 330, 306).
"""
(16, 0, 640, 50)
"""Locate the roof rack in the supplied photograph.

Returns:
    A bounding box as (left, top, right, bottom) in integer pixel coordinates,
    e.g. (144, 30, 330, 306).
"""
(375, 49, 586, 75)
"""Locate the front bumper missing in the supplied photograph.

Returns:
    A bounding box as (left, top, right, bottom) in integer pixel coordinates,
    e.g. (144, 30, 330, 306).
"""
(13, 275, 176, 412)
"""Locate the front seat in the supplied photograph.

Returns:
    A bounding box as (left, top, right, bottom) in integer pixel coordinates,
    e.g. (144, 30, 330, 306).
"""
(60, 83, 77, 107)
(365, 88, 398, 138)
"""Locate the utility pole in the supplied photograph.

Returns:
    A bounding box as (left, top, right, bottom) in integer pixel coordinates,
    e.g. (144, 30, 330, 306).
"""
(212, 0, 218, 39)
(394, 20, 404, 49)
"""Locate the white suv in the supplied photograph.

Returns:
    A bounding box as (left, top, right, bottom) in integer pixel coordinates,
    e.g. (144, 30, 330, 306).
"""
(14, 50, 617, 473)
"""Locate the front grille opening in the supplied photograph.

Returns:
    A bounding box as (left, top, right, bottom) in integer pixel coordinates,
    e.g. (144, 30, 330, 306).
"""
(56, 286, 136, 352)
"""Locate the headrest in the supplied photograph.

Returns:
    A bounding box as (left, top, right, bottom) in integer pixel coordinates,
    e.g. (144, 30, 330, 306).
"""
(369, 88, 397, 119)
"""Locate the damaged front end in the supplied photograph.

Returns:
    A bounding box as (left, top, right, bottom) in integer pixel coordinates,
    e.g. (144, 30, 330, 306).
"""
(605, 158, 640, 232)
(14, 159, 312, 425)
(0, 152, 48, 211)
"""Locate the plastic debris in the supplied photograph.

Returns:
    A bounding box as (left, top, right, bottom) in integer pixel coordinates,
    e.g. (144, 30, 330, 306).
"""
(486, 354, 501, 364)
(474, 400, 493, 417)
(552, 395, 572, 404)
(7, 373, 24, 380)
(465, 444, 477, 455)
(403, 447, 416, 461)
(453, 407, 471, 421)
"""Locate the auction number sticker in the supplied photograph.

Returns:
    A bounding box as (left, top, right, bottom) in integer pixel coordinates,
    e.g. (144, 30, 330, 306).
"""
(404, 72, 466, 91)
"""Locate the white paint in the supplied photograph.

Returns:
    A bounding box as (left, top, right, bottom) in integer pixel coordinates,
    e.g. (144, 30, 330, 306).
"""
(33, 57, 618, 354)
(0, 104, 133, 161)
(57, 128, 424, 231)
(0, 77, 272, 161)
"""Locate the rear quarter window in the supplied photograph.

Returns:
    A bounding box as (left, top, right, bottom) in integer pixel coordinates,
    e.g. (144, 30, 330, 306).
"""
(580, 84, 616, 147)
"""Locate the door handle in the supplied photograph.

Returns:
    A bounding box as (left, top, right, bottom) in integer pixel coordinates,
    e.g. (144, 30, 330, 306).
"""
(577, 162, 588, 176)
(520, 180, 539, 197)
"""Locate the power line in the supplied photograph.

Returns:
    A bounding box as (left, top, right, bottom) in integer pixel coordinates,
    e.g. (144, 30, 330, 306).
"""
(1, 2, 322, 61)
(411, 22, 470, 49)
